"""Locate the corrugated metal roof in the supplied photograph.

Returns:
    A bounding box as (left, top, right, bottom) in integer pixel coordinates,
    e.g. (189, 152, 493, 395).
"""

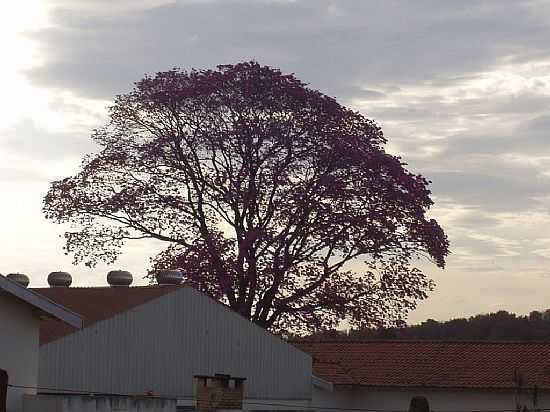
(32, 285, 182, 345)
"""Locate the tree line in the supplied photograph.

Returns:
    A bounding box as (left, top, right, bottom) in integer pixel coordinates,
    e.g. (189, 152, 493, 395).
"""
(300, 310, 550, 341)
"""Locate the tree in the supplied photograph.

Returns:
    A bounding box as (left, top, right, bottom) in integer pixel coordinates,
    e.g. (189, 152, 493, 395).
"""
(43, 62, 449, 333)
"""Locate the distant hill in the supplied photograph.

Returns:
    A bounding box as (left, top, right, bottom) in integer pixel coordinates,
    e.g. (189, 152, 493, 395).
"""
(300, 310, 550, 341)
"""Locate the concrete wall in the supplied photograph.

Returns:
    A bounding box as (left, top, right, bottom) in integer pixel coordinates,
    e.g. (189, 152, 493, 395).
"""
(40, 286, 312, 401)
(313, 385, 550, 411)
(22, 394, 176, 412)
(0, 293, 40, 412)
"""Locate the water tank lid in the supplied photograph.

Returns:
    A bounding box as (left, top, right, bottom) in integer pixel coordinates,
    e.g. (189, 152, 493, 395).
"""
(6, 273, 30, 288)
(48, 271, 72, 287)
(107, 270, 133, 287)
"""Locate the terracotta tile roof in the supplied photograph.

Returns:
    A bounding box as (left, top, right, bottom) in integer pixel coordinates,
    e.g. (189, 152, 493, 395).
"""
(32, 285, 182, 345)
(312, 360, 356, 385)
(295, 341, 550, 390)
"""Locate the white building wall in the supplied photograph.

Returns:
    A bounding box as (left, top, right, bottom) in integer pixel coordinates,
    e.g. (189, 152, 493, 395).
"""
(39, 286, 312, 401)
(313, 386, 550, 412)
(312, 386, 354, 410)
(22, 394, 176, 412)
(0, 293, 40, 412)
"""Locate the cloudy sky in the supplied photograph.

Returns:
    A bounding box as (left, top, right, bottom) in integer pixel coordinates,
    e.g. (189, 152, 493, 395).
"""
(3, 0, 550, 324)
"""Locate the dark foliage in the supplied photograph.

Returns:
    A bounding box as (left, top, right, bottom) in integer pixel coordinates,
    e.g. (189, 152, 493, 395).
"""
(300, 309, 550, 341)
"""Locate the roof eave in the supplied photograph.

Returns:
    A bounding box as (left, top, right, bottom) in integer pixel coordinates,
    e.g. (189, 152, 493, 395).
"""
(0, 275, 82, 329)
(331, 383, 550, 392)
(312, 375, 334, 392)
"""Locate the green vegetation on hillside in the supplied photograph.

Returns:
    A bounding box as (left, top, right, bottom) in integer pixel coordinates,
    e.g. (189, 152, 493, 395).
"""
(303, 310, 550, 341)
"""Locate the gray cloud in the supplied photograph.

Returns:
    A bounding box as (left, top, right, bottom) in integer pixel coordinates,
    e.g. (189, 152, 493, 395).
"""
(431, 113, 550, 159)
(450, 211, 502, 229)
(24, 0, 550, 231)
(528, 114, 550, 131)
(26, 0, 550, 101)
(1, 119, 98, 161)
(429, 168, 550, 212)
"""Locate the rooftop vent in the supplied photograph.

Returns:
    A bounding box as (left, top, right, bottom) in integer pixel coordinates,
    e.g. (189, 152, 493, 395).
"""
(48, 271, 72, 287)
(107, 270, 133, 287)
(6, 273, 30, 288)
(156, 269, 183, 285)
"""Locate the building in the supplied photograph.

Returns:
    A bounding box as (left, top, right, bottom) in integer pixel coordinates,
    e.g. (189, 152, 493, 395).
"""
(0, 274, 82, 412)
(34, 273, 550, 412)
(22, 395, 176, 412)
(33, 282, 312, 410)
(297, 341, 550, 411)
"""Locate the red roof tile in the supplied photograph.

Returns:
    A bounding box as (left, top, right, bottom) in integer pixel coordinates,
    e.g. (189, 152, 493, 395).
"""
(32, 286, 182, 345)
(295, 341, 550, 390)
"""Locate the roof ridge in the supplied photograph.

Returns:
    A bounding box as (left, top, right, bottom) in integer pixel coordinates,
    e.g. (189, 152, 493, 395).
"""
(31, 285, 184, 290)
(293, 339, 550, 345)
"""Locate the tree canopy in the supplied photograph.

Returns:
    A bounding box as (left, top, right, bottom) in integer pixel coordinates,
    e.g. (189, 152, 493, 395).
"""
(43, 62, 449, 333)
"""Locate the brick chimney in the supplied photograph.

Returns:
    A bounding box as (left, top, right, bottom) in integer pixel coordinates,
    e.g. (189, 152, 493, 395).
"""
(195, 374, 246, 411)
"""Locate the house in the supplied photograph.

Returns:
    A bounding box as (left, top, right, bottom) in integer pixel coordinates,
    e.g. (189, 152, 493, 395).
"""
(296, 340, 550, 411)
(0, 274, 82, 412)
(32, 274, 312, 410)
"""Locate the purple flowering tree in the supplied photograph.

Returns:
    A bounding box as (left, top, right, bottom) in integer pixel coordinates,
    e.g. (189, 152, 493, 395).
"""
(43, 62, 449, 333)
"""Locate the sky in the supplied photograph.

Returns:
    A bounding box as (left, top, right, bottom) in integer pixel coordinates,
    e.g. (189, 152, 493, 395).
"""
(2, 0, 550, 324)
